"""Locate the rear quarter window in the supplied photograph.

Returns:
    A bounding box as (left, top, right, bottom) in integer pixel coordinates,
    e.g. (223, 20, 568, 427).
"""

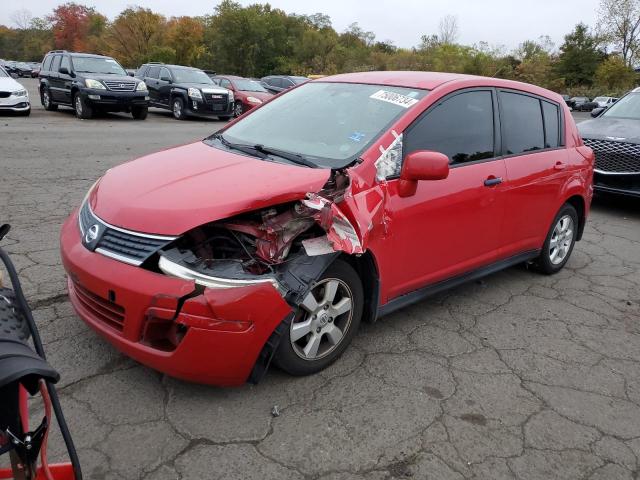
(499, 91, 545, 155)
(42, 55, 53, 72)
(542, 101, 560, 148)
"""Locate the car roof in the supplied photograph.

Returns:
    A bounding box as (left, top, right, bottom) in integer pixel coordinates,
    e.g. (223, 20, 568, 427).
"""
(214, 75, 244, 79)
(145, 64, 201, 71)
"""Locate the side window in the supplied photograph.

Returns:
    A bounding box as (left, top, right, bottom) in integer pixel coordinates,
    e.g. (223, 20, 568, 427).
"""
(136, 65, 148, 78)
(542, 101, 560, 148)
(51, 55, 61, 73)
(271, 78, 283, 88)
(60, 55, 70, 72)
(220, 79, 232, 89)
(282, 78, 294, 88)
(42, 55, 53, 72)
(159, 68, 171, 81)
(146, 66, 160, 79)
(404, 90, 495, 165)
(500, 91, 545, 155)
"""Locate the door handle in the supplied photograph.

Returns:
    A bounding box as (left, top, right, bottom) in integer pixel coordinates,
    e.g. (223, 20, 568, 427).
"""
(484, 176, 503, 187)
(554, 162, 567, 170)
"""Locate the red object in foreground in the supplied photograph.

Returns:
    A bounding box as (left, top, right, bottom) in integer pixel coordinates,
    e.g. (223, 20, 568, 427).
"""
(0, 464, 74, 480)
(60, 71, 594, 386)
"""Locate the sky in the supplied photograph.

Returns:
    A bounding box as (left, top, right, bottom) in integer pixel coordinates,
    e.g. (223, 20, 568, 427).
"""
(0, 0, 601, 51)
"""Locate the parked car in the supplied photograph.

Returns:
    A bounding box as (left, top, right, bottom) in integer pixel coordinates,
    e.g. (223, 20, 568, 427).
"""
(561, 94, 571, 106)
(579, 87, 640, 197)
(39, 50, 149, 119)
(0, 66, 30, 115)
(570, 97, 593, 111)
(211, 75, 273, 117)
(592, 96, 618, 108)
(137, 63, 234, 120)
(60, 71, 593, 386)
(12, 62, 33, 77)
(261, 75, 308, 94)
(30, 62, 41, 78)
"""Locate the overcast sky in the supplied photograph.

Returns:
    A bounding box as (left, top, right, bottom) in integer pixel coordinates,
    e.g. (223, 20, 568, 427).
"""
(1, 0, 601, 51)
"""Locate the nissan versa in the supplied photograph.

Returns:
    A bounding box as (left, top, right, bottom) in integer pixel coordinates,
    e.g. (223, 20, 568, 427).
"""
(60, 72, 594, 386)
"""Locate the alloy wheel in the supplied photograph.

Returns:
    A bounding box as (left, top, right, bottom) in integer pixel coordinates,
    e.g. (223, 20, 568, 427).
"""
(549, 214, 574, 265)
(75, 95, 82, 116)
(234, 102, 243, 117)
(290, 278, 353, 360)
(43, 90, 50, 108)
(173, 100, 182, 118)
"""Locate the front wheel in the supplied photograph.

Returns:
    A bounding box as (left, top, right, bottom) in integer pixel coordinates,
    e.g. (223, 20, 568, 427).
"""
(74, 93, 93, 119)
(233, 101, 243, 118)
(41, 87, 57, 111)
(274, 259, 363, 376)
(172, 97, 186, 120)
(535, 204, 578, 275)
(132, 106, 148, 120)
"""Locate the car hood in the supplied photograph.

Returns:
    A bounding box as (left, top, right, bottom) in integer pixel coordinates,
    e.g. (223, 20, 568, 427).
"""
(84, 74, 138, 83)
(177, 83, 229, 93)
(0, 77, 24, 92)
(238, 91, 272, 101)
(90, 141, 331, 235)
(578, 116, 640, 143)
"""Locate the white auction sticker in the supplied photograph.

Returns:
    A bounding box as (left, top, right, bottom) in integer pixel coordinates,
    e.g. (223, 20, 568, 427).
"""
(370, 90, 419, 108)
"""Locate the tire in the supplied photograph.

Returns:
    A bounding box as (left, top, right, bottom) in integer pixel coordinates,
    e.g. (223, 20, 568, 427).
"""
(0, 288, 30, 342)
(73, 93, 93, 119)
(274, 259, 363, 376)
(172, 97, 186, 120)
(132, 106, 148, 120)
(535, 204, 578, 275)
(41, 87, 58, 111)
(233, 101, 243, 118)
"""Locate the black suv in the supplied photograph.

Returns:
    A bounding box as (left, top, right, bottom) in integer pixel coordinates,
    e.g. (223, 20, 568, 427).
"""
(39, 50, 149, 119)
(136, 63, 234, 120)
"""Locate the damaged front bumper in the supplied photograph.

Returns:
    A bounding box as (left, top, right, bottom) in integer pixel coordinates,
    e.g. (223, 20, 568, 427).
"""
(61, 210, 293, 386)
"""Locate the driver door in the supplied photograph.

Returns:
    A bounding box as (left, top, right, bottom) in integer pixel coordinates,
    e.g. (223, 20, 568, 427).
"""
(382, 89, 507, 299)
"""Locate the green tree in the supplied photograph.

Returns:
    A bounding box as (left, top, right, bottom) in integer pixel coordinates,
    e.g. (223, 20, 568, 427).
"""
(595, 55, 637, 90)
(106, 7, 167, 67)
(555, 24, 604, 87)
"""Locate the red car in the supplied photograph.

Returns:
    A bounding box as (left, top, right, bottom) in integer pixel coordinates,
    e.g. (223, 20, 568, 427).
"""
(211, 75, 274, 118)
(60, 71, 594, 386)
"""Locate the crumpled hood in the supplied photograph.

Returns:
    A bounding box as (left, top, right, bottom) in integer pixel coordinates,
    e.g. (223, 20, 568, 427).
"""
(90, 141, 330, 235)
(578, 117, 640, 143)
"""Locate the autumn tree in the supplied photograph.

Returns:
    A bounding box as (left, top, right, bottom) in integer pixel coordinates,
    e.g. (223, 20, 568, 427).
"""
(106, 7, 167, 67)
(598, 0, 640, 66)
(595, 56, 637, 90)
(166, 17, 205, 65)
(47, 3, 106, 51)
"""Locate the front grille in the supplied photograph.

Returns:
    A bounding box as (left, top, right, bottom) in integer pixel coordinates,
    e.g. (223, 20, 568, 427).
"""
(72, 281, 125, 332)
(203, 92, 228, 105)
(103, 80, 137, 92)
(0, 92, 10, 98)
(79, 202, 176, 266)
(582, 138, 640, 173)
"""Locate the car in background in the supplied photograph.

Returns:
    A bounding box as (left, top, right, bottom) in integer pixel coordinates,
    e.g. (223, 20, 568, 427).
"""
(260, 75, 308, 94)
(8, 62, 33, 77)
(0, 66, 30, 115)
(60, 71, 592, 386)
(39, 50, 149, 120)
(570, 97, 593, 111)
(579, 88, 640, 197)
(592, 96, 618, 108)
(30, 62, 41, 78)
(137, 63, 234, 120)
(211, 75, 273, 117)
(561, 94, 571, 107)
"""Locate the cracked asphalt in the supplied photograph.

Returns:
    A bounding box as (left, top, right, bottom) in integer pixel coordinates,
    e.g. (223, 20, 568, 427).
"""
(1, 78, 640, 479)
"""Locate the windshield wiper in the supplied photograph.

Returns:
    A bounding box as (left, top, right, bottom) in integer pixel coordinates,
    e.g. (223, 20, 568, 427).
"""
(253, 144, 316, 168)
(213, 134, 268, 159)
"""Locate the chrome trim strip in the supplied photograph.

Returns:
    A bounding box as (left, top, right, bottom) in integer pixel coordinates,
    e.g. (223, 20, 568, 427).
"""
(158, 255, 281, 291)
(95, 247, 144, 266)
(594, 168, 640, 175)
(85, 202, 177, 241)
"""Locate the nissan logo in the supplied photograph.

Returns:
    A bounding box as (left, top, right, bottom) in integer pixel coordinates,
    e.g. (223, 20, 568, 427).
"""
(85, 224, 100, 243)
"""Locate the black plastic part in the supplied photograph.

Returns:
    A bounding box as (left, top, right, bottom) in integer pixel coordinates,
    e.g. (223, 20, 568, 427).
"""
(247, 312, 294, 384)
(0, 288, 30, 341)
(0, 337, 60, 392)
(0, 236, 83, 480)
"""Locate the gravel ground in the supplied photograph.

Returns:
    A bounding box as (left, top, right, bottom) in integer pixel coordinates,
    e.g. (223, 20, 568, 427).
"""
(1, 78, 639, 480)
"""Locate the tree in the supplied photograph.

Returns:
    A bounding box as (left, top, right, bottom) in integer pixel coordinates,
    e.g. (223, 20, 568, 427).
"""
(166, 16, 205, 65)
(598, 0, 640, 66)
(595, 55, 637, 90)
(555, 24, 604, 87)
(106, 7, 167, 67)
(438, 15, 459, 45)
(10, 9, 32, 29)
(47, 3, 106, 51)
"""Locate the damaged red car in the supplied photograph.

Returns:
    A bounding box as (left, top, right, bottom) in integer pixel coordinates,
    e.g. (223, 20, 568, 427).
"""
(60, 72, 594, 386)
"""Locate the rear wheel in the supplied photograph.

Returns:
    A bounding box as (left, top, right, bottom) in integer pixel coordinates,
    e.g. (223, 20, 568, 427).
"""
(172, 97, 186, 120)
(74, 93, 93, 119)
(535, 204, 578, 274)
(41, 87, 57, 111)
(132, 106, 148, 120)
(274, 259, 363, 376)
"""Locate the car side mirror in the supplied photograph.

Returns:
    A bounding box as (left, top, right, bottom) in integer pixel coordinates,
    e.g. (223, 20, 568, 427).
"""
(160, 76, 172, 83)
(591, 107, 605, 118)
(128, 71, 134, 77)
(58, 66, 69, 75)
(398, 150, 450, 197)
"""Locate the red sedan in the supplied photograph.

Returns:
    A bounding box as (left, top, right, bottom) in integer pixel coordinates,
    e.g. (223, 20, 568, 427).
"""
(211, 75, 274, 117)
(60, 71, 594, 386)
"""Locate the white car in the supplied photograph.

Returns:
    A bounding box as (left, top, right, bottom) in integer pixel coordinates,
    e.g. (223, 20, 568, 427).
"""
(0, 66, 30, 116)
(592, 96, 618, 108)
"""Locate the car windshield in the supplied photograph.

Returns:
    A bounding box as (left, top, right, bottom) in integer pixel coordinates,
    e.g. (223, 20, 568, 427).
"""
(291, 76, 308, 85)
(233, 79, 268, 92)
(211, 82, 428, 168)
(173, 69, 213, 84)
(593, 97, 607, 102)
(72, 56, 127, 75)
(0, 67, 7, 78)
(602, 92, 640, 119)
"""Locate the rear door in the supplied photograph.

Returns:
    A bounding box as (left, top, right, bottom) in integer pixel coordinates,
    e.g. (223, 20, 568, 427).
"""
(383, 89, 507, 299)
(157, 67, 173, 106)
(497, 90, 568, 255)
(58, 55, 73, 104)
(48, 55, 63, 102)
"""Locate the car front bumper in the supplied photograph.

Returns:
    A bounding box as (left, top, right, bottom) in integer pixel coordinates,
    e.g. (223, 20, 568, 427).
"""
(0, 94, 30, 111)
(594, 171, 640, 197)
(82, 89, 149, 108)
(60, 210, 292, 386)
(185, 97, 234, 116)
